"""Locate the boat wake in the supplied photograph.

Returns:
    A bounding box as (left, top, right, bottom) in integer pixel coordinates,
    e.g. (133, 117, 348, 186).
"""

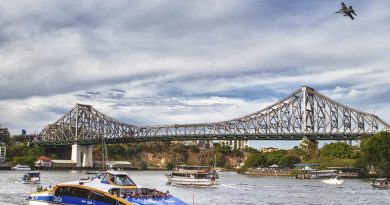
(221, 183, 271, 189)
(168, 183, 219, 188)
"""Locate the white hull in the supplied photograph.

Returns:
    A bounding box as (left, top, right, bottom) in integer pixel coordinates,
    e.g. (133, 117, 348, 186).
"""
(23, 177, 40, 184)
(167, 177, 219, 186)
(372, 184, 389, 189)
(321, 179, 344, 185)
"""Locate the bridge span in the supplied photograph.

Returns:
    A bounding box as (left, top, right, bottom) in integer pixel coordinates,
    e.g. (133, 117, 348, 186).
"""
(32, 86, 390, 167)
(33, 86, 389, 146)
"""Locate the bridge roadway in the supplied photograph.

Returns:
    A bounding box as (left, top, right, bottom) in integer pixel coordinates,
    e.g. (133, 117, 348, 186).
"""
(36, 133, 364, 146)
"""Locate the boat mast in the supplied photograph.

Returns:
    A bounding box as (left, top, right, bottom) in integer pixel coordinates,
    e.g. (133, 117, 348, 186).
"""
(101, 135, 108, 170)
(214, 153, 216, 168)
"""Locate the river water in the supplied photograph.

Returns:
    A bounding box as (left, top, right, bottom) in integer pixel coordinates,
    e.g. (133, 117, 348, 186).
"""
(0, 170, 389, 205)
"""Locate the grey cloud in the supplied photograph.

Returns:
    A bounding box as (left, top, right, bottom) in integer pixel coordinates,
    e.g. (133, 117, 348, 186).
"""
(1, 0, 390, 133)
(43, 105, 70, 115)
(110, 89, 126, 93)
(75, 89, 126, 100)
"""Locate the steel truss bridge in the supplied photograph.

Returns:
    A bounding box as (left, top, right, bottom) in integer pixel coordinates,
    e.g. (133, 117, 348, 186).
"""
(33, 86, 390, 145)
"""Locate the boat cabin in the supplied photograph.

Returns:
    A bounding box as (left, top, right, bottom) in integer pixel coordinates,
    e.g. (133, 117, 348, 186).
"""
(93, 171, 137, 187)
(22, 171, 40, 183)
(294, 164, 320, 179)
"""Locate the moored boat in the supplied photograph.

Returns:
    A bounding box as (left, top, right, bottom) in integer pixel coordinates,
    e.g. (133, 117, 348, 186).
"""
(166, 165, 219, 186)
(22, 171, 41, 184)
(12, 164, 31, 171)
(371, 178, 389, 189)
(28, 170, 187, 205)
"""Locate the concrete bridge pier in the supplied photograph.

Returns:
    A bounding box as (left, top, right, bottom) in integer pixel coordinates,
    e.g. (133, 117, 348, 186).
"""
(71, 144, 93, 167)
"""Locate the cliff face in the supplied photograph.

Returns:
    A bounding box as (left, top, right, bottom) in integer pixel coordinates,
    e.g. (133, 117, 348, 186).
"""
(97, 143, 245, 169)
(131, 149, 244, 169)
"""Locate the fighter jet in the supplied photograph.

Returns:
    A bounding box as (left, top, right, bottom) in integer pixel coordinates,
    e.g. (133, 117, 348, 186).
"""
(335, 2, 357, 20)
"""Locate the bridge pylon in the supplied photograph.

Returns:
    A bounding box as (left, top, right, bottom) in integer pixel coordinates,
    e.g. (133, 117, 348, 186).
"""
(71, 144, 93, 167)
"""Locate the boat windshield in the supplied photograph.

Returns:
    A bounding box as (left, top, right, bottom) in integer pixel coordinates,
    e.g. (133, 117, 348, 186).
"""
(28, 173, 40, 177)
(109, 174, 136, 186)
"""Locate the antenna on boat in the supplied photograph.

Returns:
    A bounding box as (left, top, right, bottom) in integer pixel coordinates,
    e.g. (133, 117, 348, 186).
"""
(101, 135, 108, 170)
(214, 153, 217, 169)
(193, 193, 195, 205)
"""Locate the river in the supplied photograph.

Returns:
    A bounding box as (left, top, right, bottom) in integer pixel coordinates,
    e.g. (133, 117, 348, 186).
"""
(0, 170, 389, 205)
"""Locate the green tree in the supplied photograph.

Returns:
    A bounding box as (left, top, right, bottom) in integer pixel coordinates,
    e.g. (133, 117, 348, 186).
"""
(244, 153, 267, 168)
(278, 155, 300, 168)
(360, 132, 390, 176)
(265, 150, 287, 166)
(140, 161, 148, 170)
(12, 156, 36, 167)
(188, 145, 200, 153)
(307, 157, 357, 170)
(320, 142, 353, 159)
(214, 153, 226, 167)
(107, 144, 126, 160)
(243, 147, 259, 153)
(166, 162, 175, 170)
(216, 145, 232, 155)
(172, 143, 188, 154)
(232, 149, 243, 157)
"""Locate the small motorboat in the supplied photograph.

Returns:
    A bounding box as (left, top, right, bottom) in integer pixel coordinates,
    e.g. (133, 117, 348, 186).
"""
(12, 164, 31, 171)
(22, 171, 40, 184)
(321, 176, 344, 185)
(371, 178, 389, 189)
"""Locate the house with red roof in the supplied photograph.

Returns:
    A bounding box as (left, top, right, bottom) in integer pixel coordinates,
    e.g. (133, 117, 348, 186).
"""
(35, 156, 52, 168)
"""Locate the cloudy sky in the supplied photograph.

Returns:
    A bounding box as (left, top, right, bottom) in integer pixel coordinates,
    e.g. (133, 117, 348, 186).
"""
(1, 0, 389, 148)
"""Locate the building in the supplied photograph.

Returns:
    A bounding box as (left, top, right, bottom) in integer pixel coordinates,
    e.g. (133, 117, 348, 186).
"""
(51, 160, 77, 169)
(0, 127, 10, 143)
(260, 147, 279, 153)
(0, 147, 6, 164)
(176, 140, 215, 149)
(220, 139, 248, 150)
(35, 156, 52, 168)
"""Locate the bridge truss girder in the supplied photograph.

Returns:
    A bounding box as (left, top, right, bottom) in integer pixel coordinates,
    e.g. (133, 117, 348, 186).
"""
(34, 86, 390, 145)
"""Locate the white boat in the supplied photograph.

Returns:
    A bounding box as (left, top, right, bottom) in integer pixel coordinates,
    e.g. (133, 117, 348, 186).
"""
(371, 178, 389, 189)
(12, 164, 31, 171)
(166, 165, 219, 186)
(22, 171, 41, 184)
(28, 170, 187, 205)
(321, 176, 344, 185)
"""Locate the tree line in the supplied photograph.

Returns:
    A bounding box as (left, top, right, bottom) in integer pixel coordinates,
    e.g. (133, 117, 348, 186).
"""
(3, 132, 389, 176)
(241, 132, 390, 176)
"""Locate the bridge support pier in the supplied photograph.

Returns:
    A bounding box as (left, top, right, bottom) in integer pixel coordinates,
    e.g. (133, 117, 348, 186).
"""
(71, 144, 93, 167)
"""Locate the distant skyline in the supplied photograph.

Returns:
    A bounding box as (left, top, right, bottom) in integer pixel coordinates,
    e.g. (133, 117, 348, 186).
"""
(1, 1, 389, 149)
